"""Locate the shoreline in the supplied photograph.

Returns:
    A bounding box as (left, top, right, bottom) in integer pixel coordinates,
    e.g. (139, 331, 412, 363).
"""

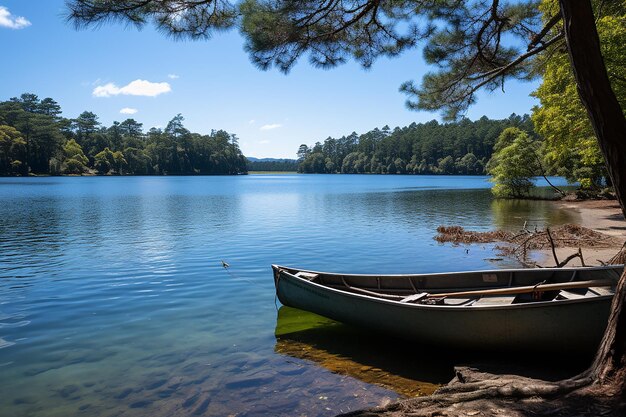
(532, 200, 626, 267)
(346, 199, 626, 416)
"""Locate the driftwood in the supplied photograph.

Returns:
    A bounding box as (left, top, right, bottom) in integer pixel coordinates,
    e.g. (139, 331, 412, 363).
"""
(435, 224, 619, 267)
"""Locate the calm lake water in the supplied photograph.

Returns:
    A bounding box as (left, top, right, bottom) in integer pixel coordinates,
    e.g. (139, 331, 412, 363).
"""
(0, 175, 576, 417)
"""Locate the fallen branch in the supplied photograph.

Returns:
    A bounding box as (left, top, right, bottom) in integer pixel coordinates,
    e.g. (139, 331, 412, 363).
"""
(435, 224, 621, 266)
(546, 227, 560, 266)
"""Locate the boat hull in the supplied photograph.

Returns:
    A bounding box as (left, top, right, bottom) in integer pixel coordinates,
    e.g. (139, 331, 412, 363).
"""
(273, 265, 621, 353)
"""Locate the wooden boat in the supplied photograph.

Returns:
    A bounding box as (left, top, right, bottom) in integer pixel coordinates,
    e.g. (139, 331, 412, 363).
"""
(272, 264, 624, 352)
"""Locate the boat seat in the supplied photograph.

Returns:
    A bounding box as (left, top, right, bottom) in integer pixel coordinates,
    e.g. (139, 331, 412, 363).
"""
(443, 298, 474, 306)
(400, 293, 429, 303)
(558, 290, 586, 300)
(473, 296, 515, 306)
(295, 271, 319, 281)
(588, 286, 613, 296)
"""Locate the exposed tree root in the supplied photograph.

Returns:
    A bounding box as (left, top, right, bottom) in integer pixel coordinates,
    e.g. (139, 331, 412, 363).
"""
(340, 367, 625, 417)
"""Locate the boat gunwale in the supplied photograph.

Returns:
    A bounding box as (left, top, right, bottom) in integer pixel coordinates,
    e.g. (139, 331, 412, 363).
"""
(272, 264, 622, 311)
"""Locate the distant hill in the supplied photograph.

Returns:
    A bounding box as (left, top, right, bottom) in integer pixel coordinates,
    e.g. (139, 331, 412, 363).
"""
(246, 157, 298, 172)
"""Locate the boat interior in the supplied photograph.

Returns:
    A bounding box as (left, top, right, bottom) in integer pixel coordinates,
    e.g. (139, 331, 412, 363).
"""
(282, 266, 624, 307)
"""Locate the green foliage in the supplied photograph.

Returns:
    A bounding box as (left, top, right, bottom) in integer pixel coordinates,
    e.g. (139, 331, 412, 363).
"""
(437, 156, 455, 175)
(0, 95, 67, 174)
(64, 158, 87, 175)
(300, 153, 327, 174)
(62, 139, 89, 174)
(297, 114, 535, 175)
(112, 151, 128, 174)
(0, 125, 26, 175)
(94, 147, 114, 174)
(246, 158, 298, 172)
(532, 0, 626, 189)
(487, 128, 541, 198)
(0, 94, 248, 177)
(123, 147, 151, 175)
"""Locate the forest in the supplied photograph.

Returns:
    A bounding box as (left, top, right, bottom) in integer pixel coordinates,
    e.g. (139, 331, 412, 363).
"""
(296, 115, 536, 176)
(0, 94, 247, 176)
(246, 158, 298, 172)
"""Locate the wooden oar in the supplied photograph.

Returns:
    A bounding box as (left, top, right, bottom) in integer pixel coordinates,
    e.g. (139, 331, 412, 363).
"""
(427, 278, 615, 299)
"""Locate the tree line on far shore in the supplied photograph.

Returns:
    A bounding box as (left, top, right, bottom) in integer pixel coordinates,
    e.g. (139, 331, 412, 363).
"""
(296, 114, 535, 176)
(0, 94, 247, 176)
(246, 158, 298, 172)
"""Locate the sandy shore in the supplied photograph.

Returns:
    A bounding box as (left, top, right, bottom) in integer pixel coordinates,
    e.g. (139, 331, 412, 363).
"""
(534, 200, 626, 266)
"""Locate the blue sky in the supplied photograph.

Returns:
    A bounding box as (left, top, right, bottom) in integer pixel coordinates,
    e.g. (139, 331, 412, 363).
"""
(0, 1, 540, 158)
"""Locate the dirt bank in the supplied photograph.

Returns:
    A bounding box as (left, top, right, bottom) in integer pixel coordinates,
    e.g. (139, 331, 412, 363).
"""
(534, 200, 626, 266)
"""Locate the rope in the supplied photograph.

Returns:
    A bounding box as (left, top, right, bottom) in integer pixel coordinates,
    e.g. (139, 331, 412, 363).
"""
(220, 260, 261, 286)
(219, 260, 279, 310)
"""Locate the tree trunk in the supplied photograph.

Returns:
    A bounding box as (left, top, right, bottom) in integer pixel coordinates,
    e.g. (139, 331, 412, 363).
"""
(559, 0, 626, 393)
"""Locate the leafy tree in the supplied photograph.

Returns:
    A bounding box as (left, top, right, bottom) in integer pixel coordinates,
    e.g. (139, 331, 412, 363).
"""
(29, 115, 65, 173)
(112, 151, 128, 175)
(62, 138, 89, 174)
(456, 153, 481, 175)
(72, 111, 110, 160)
(437, 155, 455, 175)
(120, 118, 143, 137)
(1, 96, 66, 174)
(296, 144, 309, 163)
(73, 111, 100, 137)
(487, 128, 541, 198)
(532, 1, 625, 189)
(92, 148, 128, 175)
(0, 125, 26, 175)
(94, 147, 115, 174)
(300, 152, 326, 173)
(39, 98, 63, 119)
(107, 121, 123, 151)
(119, 118, 144, 149)
(11, 93, 41, 113)
(123, 147, 152, 175)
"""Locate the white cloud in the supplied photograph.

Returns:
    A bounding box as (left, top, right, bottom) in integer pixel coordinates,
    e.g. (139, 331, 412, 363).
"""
(167, 74, 180, 79)
(120, 107, 138, 115)
(0, 6, 31, 29)
(259, 140, 271, 144)
(93, 83, 120, 97)
(248, 119, 255, 125)
(260, 123, 282, 131)
(93, 79, 171, 98)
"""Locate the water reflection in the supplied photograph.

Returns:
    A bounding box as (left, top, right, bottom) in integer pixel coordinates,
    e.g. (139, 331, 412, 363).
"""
(491, 198, 579, 231)
(274, 306, 593, 395)
(275, 306, 454, 397)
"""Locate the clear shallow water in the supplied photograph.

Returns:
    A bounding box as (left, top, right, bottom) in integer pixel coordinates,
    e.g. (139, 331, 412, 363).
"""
(0, 175, 576, 417)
